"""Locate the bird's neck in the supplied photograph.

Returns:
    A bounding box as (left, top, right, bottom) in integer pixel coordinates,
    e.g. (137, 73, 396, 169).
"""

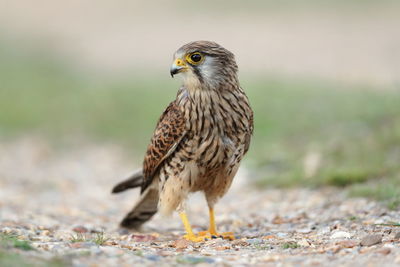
(176, 85, 246, 135)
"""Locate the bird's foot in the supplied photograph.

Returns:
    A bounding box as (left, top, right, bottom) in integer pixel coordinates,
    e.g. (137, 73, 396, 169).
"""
(198, 230, 235, 241)
(182, 233, 209, 242)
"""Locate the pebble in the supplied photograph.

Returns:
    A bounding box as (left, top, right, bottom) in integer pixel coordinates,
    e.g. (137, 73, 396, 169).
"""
(298, 239, 311, 247)
(101, 246, 124, 256)
(376, 247, 391, 255)
(177, 256, 215, 264)
(330, 231, 352, 239)
(297, 228, 312, 234)
(276, 232, 288, 238)
(318, 227, 331, 235)
(336, 240, 358, 248)
(231, 239, 249, 246)
(247, 238, 263, 245)
(41, 230, 51, 236)
(261, 254, 281, 262)
(172, 239, 190, 249)
(360, 234, 382, 246)
(158, 251, 175, 257)
(394, 232, 400, 240)
(130, 234, 157, 242)
(69, 242, 97, 249)
(215, 246, 230, 251)
(72, 226, 89, 233)
(272, 215, 286, 224)
(90, 246, 103, 255)
(145, 254, 161, 261)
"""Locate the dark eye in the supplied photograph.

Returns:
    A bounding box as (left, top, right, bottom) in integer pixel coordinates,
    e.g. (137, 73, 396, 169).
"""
(190, 53, 202, 62)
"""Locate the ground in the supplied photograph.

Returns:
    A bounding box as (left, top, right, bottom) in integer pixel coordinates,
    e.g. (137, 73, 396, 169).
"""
(1, 138, 399, 266)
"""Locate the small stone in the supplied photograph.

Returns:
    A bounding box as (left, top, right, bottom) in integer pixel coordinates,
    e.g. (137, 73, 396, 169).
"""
(376, 247, 391, 255)
(72, 226, 88, 233)
(172, 239, 189, 249)
(130, 234, 157, 242)
(318, 227, 330, 235)
(117, 228, 130, 235)
(232, 239, 249, 246)
(297, 228, 312, 234)
(39, 230, 51, 236)
(326, 245, 341, 254)
(272, 215, 286, 224)
(394, 232, 400, 240)
(101, 246, 124, 256)
(215, 246, 230, 251)
(145, 254, 161, 261)
(177, 256, 214, 264)
(298, 239, 310, 247)
(262, 235, 276, 240)
(90, 246, 102, 255)
(69, 242, 96, 249)
(360, 234, 382, 246)
(330, 231, 352, 239)
(247, 238, 263, 245)
(103, 241, 118, 246)
(261, 254, 281, 262)
(119, 235, 129, 240)
(359, 247, 373, 254)
(276, 232, 288, 238)
(120, 244, 138, 250)
(158, 250, 174, 256)
(336, 240, 358, 248)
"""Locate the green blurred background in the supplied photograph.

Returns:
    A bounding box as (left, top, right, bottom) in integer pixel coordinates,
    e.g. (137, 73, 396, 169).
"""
(1, 0, 400, 207)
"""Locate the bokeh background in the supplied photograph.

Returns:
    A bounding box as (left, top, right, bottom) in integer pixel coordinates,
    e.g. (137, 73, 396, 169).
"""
(1, 0, 400, 207)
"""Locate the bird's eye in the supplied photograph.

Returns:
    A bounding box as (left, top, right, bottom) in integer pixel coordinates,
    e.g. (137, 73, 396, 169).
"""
(186, 52, 203, 64)
(191, 53, 202, 62)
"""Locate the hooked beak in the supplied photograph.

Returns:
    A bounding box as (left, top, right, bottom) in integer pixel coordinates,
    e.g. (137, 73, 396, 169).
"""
(170, 58, 187, 77)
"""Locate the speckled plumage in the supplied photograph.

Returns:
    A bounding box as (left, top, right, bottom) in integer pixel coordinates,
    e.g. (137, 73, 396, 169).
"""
(112, 41, 253, 230)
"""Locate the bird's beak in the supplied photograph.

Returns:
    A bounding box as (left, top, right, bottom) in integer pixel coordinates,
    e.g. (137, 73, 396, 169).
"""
(170, 58, 187, 77)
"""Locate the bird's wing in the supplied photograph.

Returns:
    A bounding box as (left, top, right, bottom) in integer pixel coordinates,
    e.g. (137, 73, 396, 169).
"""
(141, 101, 186, 192)
(244, 107, 254, 154)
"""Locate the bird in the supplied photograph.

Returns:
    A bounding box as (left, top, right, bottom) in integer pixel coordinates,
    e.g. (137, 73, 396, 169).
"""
(112, 41, 253, 242)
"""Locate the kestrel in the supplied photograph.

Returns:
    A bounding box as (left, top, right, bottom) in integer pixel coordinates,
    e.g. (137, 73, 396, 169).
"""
(112, 41, 253, 242)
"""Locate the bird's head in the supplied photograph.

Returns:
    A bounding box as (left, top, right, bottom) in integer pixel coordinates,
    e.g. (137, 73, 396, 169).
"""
(170, 41, 238, 90)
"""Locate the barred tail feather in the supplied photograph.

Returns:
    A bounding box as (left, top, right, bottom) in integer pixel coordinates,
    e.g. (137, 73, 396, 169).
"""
(120, 186, 159, 229)
(112, 169, 143, 193)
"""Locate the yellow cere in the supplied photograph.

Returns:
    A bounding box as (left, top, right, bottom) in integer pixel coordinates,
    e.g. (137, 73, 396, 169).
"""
(174, 58, 186, 67)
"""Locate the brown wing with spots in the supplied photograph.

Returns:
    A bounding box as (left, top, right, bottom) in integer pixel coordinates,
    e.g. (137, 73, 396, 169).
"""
(141, 102, 186, 192)
(244, 107, 254, 154)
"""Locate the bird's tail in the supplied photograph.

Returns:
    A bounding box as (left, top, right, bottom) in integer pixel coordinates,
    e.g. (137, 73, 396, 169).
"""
(112, 169, 159, 229)
(112, 169, 144, 193)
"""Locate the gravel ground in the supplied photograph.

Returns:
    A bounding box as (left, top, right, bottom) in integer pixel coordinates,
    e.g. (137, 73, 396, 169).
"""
(1, 137, 400, 266)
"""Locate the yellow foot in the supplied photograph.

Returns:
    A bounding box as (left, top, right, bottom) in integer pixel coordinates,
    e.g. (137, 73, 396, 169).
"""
(198, 231, 235, 241)
(182, 234, 209, 242)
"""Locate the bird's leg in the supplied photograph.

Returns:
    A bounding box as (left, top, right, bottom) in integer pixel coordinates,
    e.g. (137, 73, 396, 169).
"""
(198, 207, 235, 240)
(179, 212, 206, 242)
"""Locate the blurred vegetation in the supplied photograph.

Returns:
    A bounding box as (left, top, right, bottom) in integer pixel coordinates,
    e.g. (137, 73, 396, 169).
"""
(0, 233, 66, 266)
(0, 233, 33, 251)
(1, 40, 399, 208)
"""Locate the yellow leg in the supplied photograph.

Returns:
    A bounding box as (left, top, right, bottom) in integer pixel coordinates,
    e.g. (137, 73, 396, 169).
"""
(198, 208, 235, 240)
(208, 207, 218, 235)
(179, 212, 205, 242)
